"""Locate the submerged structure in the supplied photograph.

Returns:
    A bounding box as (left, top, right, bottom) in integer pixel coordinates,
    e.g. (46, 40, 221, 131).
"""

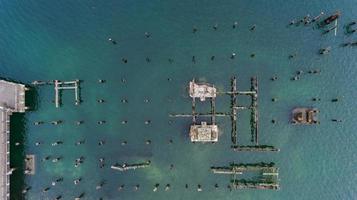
(291, 107, 319, 125)
(0, 80, 27, 200)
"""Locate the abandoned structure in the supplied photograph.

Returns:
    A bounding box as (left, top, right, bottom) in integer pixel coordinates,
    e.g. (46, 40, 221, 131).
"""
(32, 79, 80, 108)
(211, 162, 280, 190)
(170, 77, 279, 152)
(189, 80, 216, 101)
(24, 155, 35, 175)
(54, 80, 80, 108)
(188, 79, 219, 142)
(291, 107, 319, 124)
(190, 122, 218, 142)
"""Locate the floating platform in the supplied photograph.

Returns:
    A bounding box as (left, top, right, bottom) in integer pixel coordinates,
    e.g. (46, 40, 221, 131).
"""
(291, 107, 319, 125)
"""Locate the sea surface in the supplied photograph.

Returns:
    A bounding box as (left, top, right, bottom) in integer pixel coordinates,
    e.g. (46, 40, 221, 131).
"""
(0, 0, 356, 199)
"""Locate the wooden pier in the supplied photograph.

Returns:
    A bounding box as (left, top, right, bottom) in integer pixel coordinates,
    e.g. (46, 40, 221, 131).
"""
(0, 80, 27, 200)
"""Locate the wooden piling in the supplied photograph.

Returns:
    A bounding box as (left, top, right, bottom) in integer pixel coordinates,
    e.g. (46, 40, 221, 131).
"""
(251, 77, 258, 145)
(211, 97, 216, 124)
(231, 77, 238, 145)
(192, 97, 196, 124)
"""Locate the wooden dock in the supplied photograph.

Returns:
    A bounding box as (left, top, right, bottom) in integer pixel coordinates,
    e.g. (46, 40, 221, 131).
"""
(0, 80, 27, 200)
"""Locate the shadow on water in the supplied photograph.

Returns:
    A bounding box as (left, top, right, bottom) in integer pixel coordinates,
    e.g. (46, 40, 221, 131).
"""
(10, 87, 38, 200)
(26, 86, 40, 111)
(0, 77, 28, 86)
(10, 113, 26, 200)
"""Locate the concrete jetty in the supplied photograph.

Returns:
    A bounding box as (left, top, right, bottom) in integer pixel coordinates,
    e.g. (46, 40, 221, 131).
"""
(0, 80, 27, 200)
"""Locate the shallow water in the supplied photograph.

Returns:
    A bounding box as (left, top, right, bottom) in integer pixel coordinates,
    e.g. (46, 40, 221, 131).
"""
(1, 0, 357, 199)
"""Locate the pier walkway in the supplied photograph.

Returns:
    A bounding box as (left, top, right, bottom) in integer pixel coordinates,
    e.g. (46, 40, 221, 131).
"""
(0, 80, 27, 200)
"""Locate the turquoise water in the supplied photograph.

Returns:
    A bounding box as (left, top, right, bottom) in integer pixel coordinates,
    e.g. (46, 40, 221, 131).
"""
(1, 0, 357, 199)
